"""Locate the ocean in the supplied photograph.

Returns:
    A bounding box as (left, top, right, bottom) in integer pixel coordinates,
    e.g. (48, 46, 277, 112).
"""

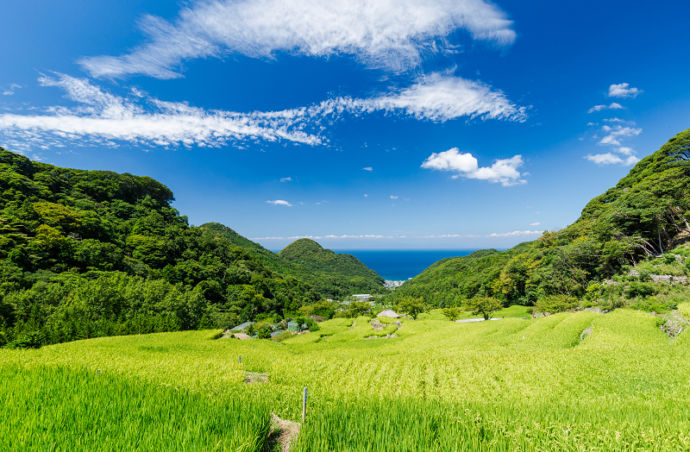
(337, 249, 476, 281)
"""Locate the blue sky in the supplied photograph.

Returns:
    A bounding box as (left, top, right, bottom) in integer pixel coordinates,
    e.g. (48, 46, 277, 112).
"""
(1, 0, 689, 250)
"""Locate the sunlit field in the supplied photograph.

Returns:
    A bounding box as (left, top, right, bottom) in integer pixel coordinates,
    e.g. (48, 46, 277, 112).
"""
(2, 305, 689, 451)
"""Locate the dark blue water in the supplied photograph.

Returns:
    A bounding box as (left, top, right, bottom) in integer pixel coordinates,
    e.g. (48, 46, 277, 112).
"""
(337, 250, 476, 281)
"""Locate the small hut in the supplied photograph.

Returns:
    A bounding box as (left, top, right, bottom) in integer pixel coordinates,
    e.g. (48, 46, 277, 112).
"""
(377, 309, 400, 319)
(231, 321, 254, 332)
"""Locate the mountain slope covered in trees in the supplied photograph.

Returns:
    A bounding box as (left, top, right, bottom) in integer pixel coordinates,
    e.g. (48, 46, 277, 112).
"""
(278, 238, 385, 296)
(0, 148, 381, 347)
(394, 129, 690, 307)
(201, 224, 384, 297)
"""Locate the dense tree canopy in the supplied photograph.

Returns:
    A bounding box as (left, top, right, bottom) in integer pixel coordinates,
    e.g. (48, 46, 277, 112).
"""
(0, 148, 382, 347)
(393, 129, 690, 307)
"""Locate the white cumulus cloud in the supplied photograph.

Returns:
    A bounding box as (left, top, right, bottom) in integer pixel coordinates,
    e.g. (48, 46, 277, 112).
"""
(608, 82, 641, 98)
(421, 147, 526, 186)
(598, 124, 641, 146)
(280, 176, 292, 182)
(362, 166, 373, 172)
(79, 0, 515, 79)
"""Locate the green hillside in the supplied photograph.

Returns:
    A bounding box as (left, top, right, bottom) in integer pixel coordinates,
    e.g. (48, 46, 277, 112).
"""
(201, 225, 384, 298)
(278, 238, 385, 296)
(395, 129, 690, 307)
(3, 307, 689, 450)
(0, 149, 382, 348)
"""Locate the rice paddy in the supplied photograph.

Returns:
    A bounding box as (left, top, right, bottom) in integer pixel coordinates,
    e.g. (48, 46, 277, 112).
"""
(2, 307, 689, 451)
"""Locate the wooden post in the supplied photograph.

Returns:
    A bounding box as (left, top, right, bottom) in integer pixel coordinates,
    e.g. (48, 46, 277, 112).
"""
(239, 355, 242, 364)
(302, 387, 308, 423)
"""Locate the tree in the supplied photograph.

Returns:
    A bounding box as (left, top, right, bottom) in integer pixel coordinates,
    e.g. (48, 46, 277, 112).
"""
(463, 297, 502, 320)
(441, 307, 462, 321)
(396, 296, 428, 320)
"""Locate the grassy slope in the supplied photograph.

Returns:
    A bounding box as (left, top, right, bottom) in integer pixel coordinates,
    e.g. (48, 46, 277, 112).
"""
(2, 310, 689, 451)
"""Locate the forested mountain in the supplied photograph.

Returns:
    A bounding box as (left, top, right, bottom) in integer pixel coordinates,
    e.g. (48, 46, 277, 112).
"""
(201, 224, 384, 297)
(278, 238, 385, 296)
(0, 148, 381, 347)
(394, 129, 690, 307)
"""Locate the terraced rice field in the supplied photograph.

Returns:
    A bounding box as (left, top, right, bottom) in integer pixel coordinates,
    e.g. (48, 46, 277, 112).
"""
(2, 305, 689, 451)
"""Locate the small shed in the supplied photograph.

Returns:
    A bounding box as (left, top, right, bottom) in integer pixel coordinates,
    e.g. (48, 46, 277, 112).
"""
(377, 309, 400, 319)
(231, 321, 254, 332)
(287, 321, 301, 332)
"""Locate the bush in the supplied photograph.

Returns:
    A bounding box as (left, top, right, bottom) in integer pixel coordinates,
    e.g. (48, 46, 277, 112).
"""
(534, 295, 579, 314)
(256, 325, 272, 339)
(442, 307, 462, 321)
(624, 282, 657, 299)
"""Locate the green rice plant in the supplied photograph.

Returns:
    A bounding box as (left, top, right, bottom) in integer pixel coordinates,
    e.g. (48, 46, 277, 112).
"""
(2, 308, 689, 451)
(0, 364, 270, 452)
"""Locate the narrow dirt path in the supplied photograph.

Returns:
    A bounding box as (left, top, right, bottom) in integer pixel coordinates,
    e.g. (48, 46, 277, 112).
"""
(268, 413, 300, 452)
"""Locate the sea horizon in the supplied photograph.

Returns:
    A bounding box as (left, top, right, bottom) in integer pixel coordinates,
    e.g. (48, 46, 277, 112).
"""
(334, 249, 480, 281)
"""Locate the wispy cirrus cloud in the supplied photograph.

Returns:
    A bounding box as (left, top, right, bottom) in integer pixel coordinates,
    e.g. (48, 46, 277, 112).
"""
(587, 102, 622, 113)
(79, 0, 515, 79)
(357, 72, 526, 122)
(266, 199, 293, 207)
(0, 73, 525, 150)
(253, 229, 543, 241)
(421, 147, 526, 186)
(2, 84, 21, 96)
(487, 230, 542, 237)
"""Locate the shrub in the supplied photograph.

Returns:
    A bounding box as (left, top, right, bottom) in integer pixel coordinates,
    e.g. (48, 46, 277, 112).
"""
(534, 295, 579, 314)
(256, 325, 272, 339)
(442, 307, 462, 321)
(624, 282, 657, 299)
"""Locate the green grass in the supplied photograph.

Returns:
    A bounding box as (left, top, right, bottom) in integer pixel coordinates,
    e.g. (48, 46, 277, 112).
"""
(419, 304, 531, 321)
(2, 308, 689, 450)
